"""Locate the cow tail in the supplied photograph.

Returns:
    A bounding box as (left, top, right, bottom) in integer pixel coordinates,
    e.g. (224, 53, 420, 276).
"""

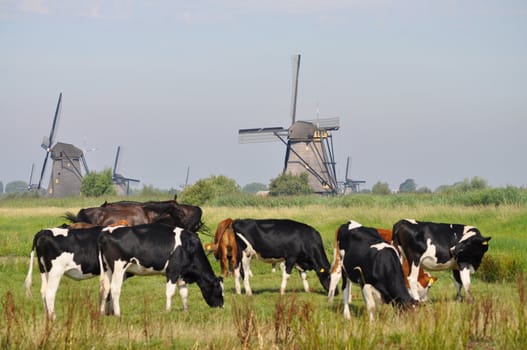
(24, 247, 35, 298)
(63, 211, 79, 223)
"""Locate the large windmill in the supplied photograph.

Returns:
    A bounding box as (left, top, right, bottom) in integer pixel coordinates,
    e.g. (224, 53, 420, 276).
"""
(36, 93, 89, 197)
(239, 54, 340, 194)
(112, 146, 140, 195)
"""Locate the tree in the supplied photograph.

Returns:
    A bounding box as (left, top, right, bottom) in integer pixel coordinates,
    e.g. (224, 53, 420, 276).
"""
(179, 175, 240, 205)
(399, 178, 417, 193)
(372, 181, 391, 195)
(242, 182, 268, 193)
(81, 169, 115, 197)
(0, 181, 3, 193)
(268, 173, 312, 196)
(5, 181, 27, 193)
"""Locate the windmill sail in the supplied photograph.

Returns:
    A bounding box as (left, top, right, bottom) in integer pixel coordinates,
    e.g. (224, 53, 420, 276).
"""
(38, 92, 62, 189)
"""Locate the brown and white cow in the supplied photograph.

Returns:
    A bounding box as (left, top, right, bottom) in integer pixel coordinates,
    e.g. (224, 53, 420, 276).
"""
(376, 228, 436, 301)
(328, 221, 417, 320)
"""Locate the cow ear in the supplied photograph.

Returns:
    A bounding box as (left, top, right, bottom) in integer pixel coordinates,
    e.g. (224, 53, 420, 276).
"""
(482, 236, 491, 245)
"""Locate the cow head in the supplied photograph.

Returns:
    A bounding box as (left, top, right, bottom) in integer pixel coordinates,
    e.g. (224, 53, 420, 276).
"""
(451, 232, 491, 271)
(199, 276, 224, 308)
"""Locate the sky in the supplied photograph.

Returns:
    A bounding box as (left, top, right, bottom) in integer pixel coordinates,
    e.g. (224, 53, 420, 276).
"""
(1, 0, 526, 192)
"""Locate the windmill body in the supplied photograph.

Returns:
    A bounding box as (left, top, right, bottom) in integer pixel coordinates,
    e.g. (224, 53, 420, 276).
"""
(47, 142, 86, 197)
(239, 55, 340, 194)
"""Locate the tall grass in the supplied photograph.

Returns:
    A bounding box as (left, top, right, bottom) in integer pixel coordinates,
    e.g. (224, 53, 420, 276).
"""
(1, 196, 526, 348)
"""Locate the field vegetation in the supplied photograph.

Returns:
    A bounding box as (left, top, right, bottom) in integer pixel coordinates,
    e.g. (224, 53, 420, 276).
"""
(1, 192, 526, 349)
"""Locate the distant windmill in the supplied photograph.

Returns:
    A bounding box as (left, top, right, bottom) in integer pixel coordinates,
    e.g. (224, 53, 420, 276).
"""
(339, 156, 366, 194)
(112, 146, 140, 195)
(36, 93, 89, 197)
(239, 54, 340, 194)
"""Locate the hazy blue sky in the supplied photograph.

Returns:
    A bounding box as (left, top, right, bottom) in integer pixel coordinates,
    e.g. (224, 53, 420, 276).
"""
(1, 0, 526, 191)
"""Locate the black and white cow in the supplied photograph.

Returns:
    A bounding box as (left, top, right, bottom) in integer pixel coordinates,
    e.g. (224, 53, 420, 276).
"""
(230, 218, 331, 295)
(328, 221, 417, 320)
(24, 225, 120, 320)
(392, 219, 491, 302)
(98, 223, 224, 316)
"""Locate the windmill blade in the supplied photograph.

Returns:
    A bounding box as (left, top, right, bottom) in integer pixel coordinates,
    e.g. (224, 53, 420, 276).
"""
(37, 152, 50, 189)
(290, 54, 301, 124)
(184, 166, 190, 187)
(113, 146, 121, 178)
(238, 127, 287, 143)
(41, 93, 62, 150)
(345, 156, 350, 181)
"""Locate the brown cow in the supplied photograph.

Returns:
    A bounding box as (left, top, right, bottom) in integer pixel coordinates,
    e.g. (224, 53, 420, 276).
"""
(205, 218, 238, 277)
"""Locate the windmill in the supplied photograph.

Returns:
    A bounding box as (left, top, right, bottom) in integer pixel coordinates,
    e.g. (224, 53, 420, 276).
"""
(37, 93, 89, 197)
(239, 54, 340, 194)
(112, 146, 140, 195)
(339, 156, 366, 194)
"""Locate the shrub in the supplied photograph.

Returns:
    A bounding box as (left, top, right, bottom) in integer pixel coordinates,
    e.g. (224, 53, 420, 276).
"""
(80, 169, 115, 197)
(478, 254, 524, 282)
(179, 175, 240, 205)
(269, 173, 312, 196)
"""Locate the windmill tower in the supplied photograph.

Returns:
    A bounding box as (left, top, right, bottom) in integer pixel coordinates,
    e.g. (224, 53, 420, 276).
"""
(239, 54, 340, 194)
(112, 146, 140, 195)
(36, 93, 89, 197)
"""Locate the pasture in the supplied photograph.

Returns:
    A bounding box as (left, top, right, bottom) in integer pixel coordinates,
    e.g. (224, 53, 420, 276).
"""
(1, 198, 526, 349)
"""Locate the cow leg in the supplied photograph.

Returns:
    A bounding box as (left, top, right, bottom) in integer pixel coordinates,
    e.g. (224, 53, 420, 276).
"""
(453, 268, 473, 302)
(342, 278, 352, 320)
(110, 261, 127, 316)
(99, 266, 113, 315)
(220, 246, 229, 277)
(177, 279, 189, 311)
(39, 272, 49, 315)
(241, 252, 253, 295)
(328, 250, 343, 303)
(234, 264, 242, 294)
(230, 243, 237, 278)
(42, 268, 64, 320)
(280, 261, 295, 295)
(166, 278, 177, 312)
(407, 263, 421, 301)
(361, 284, 380, 322)
(299, 269, 310, 293)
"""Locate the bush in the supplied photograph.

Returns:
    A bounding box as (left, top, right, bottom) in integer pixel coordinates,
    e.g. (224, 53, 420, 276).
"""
(372, 181, 391, 195)
(179, 175, 240, 205)
(478, 254, 524, 282)
(80, 169, 116, 197)
(269, 173, 312, 196)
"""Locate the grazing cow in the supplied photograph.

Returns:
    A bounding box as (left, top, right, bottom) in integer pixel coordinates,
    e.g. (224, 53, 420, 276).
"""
(24, 225, 122, 319)
(227, 218, 331, 295)
(98, 223, 224, 316)
(392, 219, 491, 302)
(65, 198, 205, 233)
(328, 221, 417, 320)
(375, 228, 437, 301)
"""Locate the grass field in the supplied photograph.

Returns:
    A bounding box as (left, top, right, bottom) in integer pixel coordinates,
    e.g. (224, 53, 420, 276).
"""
(1, 198, 526, 349)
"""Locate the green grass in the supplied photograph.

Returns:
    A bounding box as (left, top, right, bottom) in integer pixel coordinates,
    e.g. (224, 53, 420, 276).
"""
(1, 198, 526, 348)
